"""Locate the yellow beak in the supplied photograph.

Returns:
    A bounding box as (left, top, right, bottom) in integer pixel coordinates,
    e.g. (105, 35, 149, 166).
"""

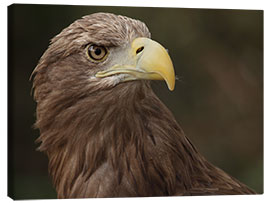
(95, 37, 175, 91)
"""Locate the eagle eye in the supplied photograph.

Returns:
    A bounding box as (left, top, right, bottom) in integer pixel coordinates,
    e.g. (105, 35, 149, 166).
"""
(87, 44, 108, 62)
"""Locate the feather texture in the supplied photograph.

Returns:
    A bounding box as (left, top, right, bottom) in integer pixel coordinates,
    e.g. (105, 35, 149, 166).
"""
(31, 12, 256, 198)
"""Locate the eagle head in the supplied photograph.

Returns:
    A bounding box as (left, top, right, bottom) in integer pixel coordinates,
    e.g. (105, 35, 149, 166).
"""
(32, 13, 175, 104)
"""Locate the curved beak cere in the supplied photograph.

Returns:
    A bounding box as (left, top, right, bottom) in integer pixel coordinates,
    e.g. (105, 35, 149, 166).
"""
(95, 37, 175, 91)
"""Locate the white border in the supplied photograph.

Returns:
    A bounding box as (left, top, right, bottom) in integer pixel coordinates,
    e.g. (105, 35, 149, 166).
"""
(1, 0, 268, 203)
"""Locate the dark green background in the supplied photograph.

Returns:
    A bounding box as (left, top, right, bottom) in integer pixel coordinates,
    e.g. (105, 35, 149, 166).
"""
(8, 4, 263, 199)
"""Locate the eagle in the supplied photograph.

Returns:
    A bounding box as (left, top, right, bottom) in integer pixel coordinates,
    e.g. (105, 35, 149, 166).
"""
(31, 12, 256, 198)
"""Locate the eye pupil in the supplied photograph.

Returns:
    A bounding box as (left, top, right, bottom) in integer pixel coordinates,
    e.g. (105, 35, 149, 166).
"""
(94, 48, 101, 55)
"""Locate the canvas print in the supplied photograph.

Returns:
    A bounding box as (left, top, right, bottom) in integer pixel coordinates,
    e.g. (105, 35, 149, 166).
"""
(8, 4, 263, 199)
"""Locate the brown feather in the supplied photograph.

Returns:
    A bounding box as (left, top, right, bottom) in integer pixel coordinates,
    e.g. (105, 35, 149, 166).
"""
(31, 12, 256, 198)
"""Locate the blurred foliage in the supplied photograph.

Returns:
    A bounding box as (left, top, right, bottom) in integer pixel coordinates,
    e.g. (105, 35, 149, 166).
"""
(8, 4, 263, 199)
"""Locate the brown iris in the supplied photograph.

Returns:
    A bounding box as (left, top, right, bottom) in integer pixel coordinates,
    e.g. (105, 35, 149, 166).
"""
(87, 44, 108, 62)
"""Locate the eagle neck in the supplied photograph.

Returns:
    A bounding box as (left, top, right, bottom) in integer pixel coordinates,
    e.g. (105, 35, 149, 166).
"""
(42, 81, 209, 197)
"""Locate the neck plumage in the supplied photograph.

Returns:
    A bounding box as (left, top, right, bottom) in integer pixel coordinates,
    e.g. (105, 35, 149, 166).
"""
(36, 81, 210, 198)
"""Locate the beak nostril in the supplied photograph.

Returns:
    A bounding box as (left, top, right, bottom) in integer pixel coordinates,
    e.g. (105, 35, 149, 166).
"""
(136, 46, 144, 54)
